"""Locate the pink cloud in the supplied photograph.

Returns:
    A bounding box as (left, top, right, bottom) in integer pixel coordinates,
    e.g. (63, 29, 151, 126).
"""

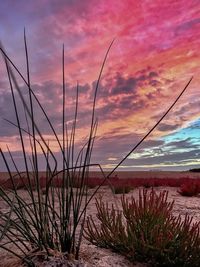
(1, 0, 200, 170)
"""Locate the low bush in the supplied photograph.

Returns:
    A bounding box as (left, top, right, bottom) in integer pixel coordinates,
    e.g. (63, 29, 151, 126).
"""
(112, 185, 132, 194)
(178, 181, 200, 196)
(86, 183, 97, 189)
(84, 189, 200, 266)
(189, 168, 200, 173)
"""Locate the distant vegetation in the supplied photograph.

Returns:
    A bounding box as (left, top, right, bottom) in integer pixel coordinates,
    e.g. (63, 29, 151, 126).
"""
(189, 168, 200, 172)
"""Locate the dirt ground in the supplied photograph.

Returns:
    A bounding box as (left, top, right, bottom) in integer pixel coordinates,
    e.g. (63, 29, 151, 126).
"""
(1, 184, 200, 266)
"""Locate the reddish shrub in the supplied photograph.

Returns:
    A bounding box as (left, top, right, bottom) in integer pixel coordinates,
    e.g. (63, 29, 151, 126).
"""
(178, 181, 199, 196)
(85, 189, 200, 266)
(0, 176, 35, 190)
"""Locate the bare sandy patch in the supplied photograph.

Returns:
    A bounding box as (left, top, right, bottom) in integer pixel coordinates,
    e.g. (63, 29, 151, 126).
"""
(1, 186, 200, 266)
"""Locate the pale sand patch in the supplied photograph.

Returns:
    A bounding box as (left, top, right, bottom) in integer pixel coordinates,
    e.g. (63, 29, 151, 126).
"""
(1, 186, 200, 266)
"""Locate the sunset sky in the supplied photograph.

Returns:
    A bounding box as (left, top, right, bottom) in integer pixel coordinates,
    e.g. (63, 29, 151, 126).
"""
(0, 0, 200, 172)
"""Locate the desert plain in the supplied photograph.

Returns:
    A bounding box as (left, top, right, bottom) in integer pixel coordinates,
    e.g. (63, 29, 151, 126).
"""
(1, 171, 200, 267)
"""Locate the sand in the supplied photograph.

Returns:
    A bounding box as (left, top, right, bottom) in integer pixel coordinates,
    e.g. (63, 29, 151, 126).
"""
(1, 185, 200, 266)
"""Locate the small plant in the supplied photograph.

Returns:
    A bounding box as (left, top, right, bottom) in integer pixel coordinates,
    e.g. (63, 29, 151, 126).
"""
(86, 183, 97, 189)
(84, 196, 128, 253)
(84, 189, 200, 266)
(143, 181, 152, 188)
(0, 34, 113, 266)
(189, 168, 200, 173)
(178, 181, 200, 196)
(112, 185, 132, 194)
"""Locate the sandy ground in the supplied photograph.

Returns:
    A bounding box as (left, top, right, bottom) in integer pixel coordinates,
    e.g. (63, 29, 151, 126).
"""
(1, 185, 200, 266)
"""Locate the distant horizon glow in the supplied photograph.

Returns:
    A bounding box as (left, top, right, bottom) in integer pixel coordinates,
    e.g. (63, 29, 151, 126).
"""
(0, 1, 200, 172)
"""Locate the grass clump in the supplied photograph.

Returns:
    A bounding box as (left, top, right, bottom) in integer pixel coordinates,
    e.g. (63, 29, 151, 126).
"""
(0, 33, 113, 266)
(112, 185, 132, 194)
(84, 189, 200, 266)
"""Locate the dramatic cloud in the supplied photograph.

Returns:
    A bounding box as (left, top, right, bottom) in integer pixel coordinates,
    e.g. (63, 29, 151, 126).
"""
(0, 1, 200, 171)
(157, 123, 180, 132)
